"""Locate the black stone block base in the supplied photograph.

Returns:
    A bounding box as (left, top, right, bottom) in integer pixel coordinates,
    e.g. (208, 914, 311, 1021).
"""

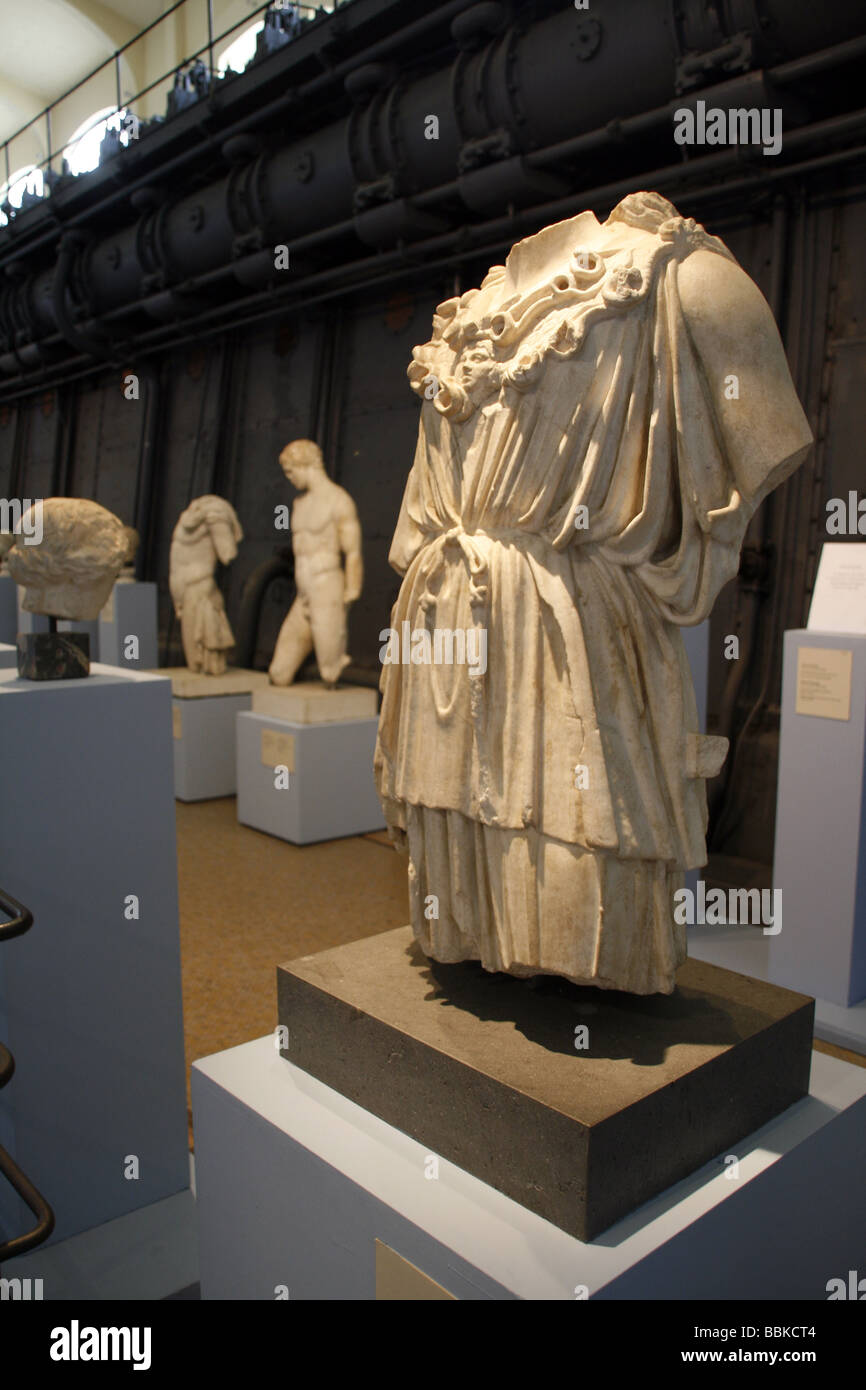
(17, 631, 90, 680)
(278, 926, 815, 1241)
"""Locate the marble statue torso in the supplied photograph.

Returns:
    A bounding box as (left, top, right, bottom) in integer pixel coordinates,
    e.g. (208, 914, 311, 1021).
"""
(375, 192, 813, 994)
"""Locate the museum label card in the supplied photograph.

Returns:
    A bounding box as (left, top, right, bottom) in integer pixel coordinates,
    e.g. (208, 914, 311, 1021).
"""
(260, 728, 295, 771)
(807, 542, 866, 634)
(795, 646, 853, 721)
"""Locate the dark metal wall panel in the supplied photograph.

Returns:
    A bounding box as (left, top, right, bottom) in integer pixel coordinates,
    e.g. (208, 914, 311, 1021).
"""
(333, 287, 442, 672)
(65, 377, 142, 525)
(0, 408, 16, 498)
(224, 317, 319, 665)
(19, 396, 59, 502)
(814, 197, 866, 547)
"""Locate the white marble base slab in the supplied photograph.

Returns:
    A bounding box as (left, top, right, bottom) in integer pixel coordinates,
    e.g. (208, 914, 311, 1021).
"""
(252, 681, 377, 724)
(161, 666, 271, 698)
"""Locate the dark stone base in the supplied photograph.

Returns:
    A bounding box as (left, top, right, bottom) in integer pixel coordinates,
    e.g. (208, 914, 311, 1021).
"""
(17, 631, 90, 680)
(277, 926, 815, 1241)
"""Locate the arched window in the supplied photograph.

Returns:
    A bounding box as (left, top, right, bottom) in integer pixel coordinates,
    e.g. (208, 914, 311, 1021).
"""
(63, 107, 131, 177)
(217, 21, 262, 76)
(0, 166, 44, 226)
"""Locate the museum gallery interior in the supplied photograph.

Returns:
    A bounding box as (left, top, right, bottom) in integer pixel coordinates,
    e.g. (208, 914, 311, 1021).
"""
(0, 0, 865, 1306)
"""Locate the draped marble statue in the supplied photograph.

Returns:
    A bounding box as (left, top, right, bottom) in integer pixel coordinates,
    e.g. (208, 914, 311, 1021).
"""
(374, 192, 812, 995)
(170, 495, 242, 676)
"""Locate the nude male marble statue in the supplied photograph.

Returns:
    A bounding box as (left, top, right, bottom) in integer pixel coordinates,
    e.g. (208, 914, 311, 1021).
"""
(374, 191, 813, 996)
(169, 495, 242, 676)
(269, 439, 363, 688)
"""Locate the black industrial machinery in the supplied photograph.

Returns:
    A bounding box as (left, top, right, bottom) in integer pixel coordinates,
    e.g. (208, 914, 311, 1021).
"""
(0, 0, 864, 387)
(0, 0, 865, 875)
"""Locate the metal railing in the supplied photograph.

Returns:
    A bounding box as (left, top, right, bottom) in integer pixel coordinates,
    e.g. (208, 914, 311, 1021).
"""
(0, 887, 54, 1264)
(0, 0, 347, 221)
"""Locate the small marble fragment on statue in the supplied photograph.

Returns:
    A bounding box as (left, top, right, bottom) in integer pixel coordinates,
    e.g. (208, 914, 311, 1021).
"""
(7, 498, 129, 620)
(169, 496, 242, 677)
(374, 191, 813, 996)
(269, 440, 363, 688)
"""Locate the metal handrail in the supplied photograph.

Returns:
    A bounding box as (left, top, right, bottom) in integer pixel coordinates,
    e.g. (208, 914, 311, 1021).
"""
(0, 886, 55, 1265)
(0, 0, 329, 197)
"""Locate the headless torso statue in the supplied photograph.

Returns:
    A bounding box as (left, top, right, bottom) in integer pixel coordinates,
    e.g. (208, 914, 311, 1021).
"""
(375, 192, 813, 996)
(169, 495, 242, 676)
(269, 440, 363, 688)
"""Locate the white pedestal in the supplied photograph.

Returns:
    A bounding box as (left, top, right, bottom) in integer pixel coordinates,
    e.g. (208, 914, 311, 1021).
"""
(236, 712, 385, 844)
(770, 630, 866, 1006)
(98, 580, 158, 671)
(0, 640, 15, 668)
(163, 667, 270, 802)
(192, 1037, 866, 1300)
(0, 665, 190, 1245)
(0, 573, 15, 642)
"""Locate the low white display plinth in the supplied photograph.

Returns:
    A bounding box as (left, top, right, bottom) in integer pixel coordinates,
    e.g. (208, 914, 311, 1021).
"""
(769, 630, 866, 1007)
(192, 1036, 866, 1300)
(162, 667, 270, 802)
(98, 580, 159, 671)
(0, 665, 189, 1245)
(236, 709, 385, 844)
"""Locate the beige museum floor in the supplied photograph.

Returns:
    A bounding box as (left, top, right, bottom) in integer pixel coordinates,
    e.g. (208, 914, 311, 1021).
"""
(175, 798, 865, 1146)
(176, 796, 410, 1143)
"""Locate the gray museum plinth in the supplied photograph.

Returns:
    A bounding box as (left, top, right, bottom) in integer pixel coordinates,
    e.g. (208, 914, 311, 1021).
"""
(98, 580, 158, 670)
(236, 709, 385, 843)
(277, 927, 813, 1242)
(0, 574, 15, 642)
(164, 667, 269, 801)
(0, 665, 190, 1244)
(769, 629, 866, 1006)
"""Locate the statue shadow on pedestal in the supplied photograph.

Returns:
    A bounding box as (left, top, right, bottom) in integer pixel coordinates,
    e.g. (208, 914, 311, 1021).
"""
(409, 941, 753, 1068)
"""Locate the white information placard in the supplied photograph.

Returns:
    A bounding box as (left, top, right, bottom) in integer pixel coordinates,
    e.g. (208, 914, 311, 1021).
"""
(808, 542, 866, 635)
(795, 646, 853, 721)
